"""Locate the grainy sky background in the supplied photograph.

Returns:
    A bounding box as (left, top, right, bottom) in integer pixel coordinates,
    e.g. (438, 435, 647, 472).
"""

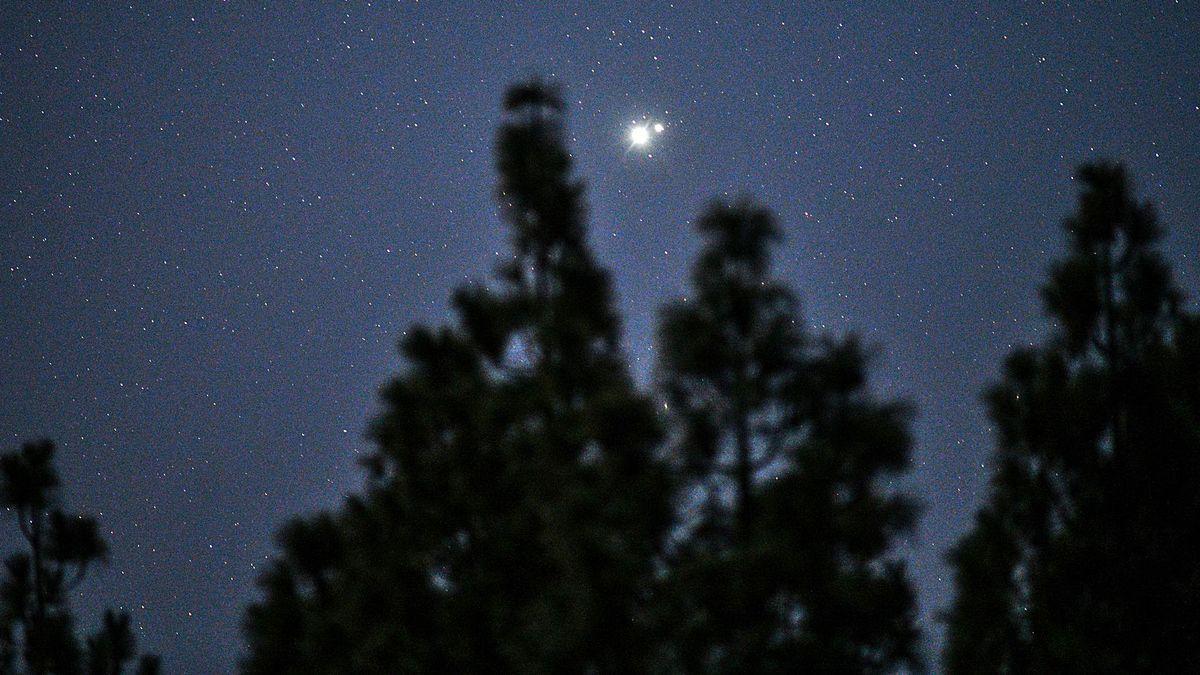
(2, 2, 1197, 671)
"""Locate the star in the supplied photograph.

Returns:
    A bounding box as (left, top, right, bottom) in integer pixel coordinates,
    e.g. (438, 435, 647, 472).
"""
(630, 124, 651, 147)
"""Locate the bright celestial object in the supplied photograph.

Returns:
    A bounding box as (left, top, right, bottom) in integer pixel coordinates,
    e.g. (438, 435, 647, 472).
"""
(629, 120, 666, 151)
(630, 124, 651, 146)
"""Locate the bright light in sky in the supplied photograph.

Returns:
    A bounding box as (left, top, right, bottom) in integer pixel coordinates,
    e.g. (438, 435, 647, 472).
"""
(629, 120, 666, 150)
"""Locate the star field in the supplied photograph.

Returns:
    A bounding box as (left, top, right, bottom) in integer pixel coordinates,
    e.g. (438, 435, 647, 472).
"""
(2, 2, 1198, 671)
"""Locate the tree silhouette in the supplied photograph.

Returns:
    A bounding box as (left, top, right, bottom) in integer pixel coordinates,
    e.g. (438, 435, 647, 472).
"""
(0, 440, 159, 675)
(243, 79, 672, 672)
(657, 201, 920, 672)
(943, 162, 1200, 672)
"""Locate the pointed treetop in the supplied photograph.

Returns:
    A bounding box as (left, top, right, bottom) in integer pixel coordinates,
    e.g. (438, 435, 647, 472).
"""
(503, 79, 563, 114)
(1067, 162, 1159, 250)
(694, 199, 782, 282)
(0, 439, 61, 511)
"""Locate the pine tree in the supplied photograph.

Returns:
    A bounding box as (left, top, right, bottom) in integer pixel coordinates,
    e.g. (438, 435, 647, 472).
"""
(943, 162, 1200, 672)
(657, 200, 919, 672)
(243, 80, 672, 673)
(0, 440, 159, 675)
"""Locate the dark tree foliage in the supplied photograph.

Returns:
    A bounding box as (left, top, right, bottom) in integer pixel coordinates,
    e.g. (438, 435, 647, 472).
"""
(657, 201, 920, 672)
(242, 80, 673, 673)
(0, 440, 159, 675)
(943, 163, 1200, 673)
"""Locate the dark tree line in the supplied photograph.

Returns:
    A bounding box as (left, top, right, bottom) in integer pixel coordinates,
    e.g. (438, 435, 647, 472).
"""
(0, 441, 159, 675)
(10, 79, 1198, 674)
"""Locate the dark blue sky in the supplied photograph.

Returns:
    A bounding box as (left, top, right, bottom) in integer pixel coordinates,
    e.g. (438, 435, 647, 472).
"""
(2, 2, 1197, 671)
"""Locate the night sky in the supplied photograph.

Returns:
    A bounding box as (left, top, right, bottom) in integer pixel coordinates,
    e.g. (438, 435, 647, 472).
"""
(2, 2, 1198, 671)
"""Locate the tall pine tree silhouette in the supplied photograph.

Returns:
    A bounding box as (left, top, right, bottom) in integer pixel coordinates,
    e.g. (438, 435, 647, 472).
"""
(243, 80, 672, 672)
(943, 162, 1200, 672)
(0, 440, 160, 675)
(657, 201, 919, 672)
